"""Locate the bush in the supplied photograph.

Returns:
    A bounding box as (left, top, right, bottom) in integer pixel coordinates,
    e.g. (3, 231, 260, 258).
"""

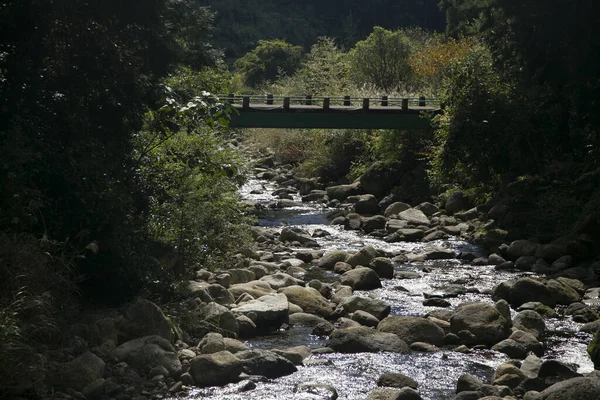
(234, 39, 303, 87)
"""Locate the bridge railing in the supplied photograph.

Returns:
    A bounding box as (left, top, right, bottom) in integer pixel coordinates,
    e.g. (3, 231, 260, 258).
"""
(218, 94, 442, 111)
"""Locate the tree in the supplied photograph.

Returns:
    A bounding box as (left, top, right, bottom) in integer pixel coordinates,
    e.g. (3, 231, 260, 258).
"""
(348, 27, 413, 92)
(234, 39, 303, 87)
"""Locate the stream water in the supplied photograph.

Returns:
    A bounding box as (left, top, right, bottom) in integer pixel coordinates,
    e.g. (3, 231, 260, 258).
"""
(184, 178, 594, 400)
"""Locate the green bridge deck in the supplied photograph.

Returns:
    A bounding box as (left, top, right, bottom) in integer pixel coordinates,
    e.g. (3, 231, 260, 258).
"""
(222, 95, 441, 129)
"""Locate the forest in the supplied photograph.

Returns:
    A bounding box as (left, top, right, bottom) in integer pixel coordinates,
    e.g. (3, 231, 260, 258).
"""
(1, 0, 600, 398)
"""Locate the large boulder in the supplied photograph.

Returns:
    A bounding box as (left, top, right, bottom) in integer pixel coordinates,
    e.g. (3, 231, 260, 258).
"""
(195, 284, 235, 306)
(398, 209, 430, 226)
(353, 194, 380, 215)
(326, 182, 362, 201)
(117, 298, 176, 343)
(280, 227, 319, 247)
(115, 335, 181, 377)
(198, 302, 239, 337)
(445, 191, 470, 215)
(280, 286, 333, 318)
(588, 329, 600, 369)
(47, 351, 105, 391)
(359, 161, 395, 198)
(229, 281, 276, 299)
(513, 310, 545, 340)
(546, 279, 581, 305)
(346, 246, 378, 268)
(538, 377, 600, 399)
(491, 330, 543, 358)
(259, 273, 303, 290)
(327, 327, 410, 354)
(378, 316, 445, 346)
(385, 202, 411, 217)
(363, 215, 388, 233)
(449, 302, 511, 346)
(231, 293, 289, 333)
(506, 240, 539, 261)
(377, 372, 418, 389)
(369, 257, 394, 279)
(340, 267, 382, 290)
(337, 296, 391, 320)
(190, 350, 243, 387)
(235, 349, 297, 378)
(507, 278, 556, 309)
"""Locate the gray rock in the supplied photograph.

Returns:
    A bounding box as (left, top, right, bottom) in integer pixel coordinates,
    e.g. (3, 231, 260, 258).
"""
(115, 336, 181, 377)
(415, 202, 439, 216)
(363, 215, 389, 233)
(538, 377, 600, 400)
(289, 312, 329, 327)
(333, 262, 354, 274)
(377, 372, 418, 389)
(48, 351, 106, 391)
(520, 354, 543, 379)
(378, 316, 445, 346)
(456, 374, 483, 393)
(197, 332, 225, 354)
(513, 310, 545, 340)
(370, 257, 394, 279)
(507, 240, 539, 261)
(337, 296, 391, 320)
(117, 299, 176, 343)
(399, 209, 430, 226)
(318, 250, 349, 269)
(385, 202, 412, 217)
(547, 279, 581, 305)
(280, 286, 333, 318)
(507, 278, 556, 309)
(198, 302, 239, 337)
(326, 182, 362, 201)
(445, 191, 470, 215)
(328, 327, 410, 354)
(351, 310, 380, 327)
(280, 227, 319, 247)
(230, 281, 276, 299)
(353, 194, 380, 215)
(227, 268, 256, 285)
(340, 267, 382, 290)
(259, 273, 303, 290)
(196, 284, 235, 306)
(235, 349, 297, 378)
(294, 382, 339, 400)
(346, 246, 378, 268)
(190, 350, 243, 387)
(450, 302, 511, 346)
(491, 330, 543, 358)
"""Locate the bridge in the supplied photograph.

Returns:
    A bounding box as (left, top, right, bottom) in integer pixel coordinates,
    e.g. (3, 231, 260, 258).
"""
(221, 95, 442, 130)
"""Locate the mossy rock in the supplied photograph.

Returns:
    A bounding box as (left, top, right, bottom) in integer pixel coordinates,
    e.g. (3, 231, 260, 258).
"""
(588, 329, 600, 369)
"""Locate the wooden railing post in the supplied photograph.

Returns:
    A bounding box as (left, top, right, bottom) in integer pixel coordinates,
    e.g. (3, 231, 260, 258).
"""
(323, 97, 330, 110)
(266, 94, 274, 105)
(242, 96, 250, 109)
(305, 95, 312, 106)
(227, 93, 235, 104)
(402, 98, 409, 110)
(362, 98, 370, 110)
(381, 96, 388, 106)
(419, 96, 426, 107)
(343, 96, 351, 106)
(283, 97, 290, 110)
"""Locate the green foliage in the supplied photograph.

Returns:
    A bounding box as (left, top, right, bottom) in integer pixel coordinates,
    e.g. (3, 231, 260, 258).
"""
(348, 27, 414, 92)
(234, 40, 303, 87)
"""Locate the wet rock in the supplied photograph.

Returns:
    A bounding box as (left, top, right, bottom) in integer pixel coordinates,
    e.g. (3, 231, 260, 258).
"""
(377, 372, 418, 389)
(340, 267, 382, 290)
(353, 194, 380, 215)
(546, 279, 581, 305)
(346, 246, 378, 267)
(518, 302, 559, 318)
(117, 299, 176, 343)
(506, 278, 556, 309)
(491, 330, 543, 358)
(520, 354, 543, 379)
(450, 302, 511, 346)
(280, 286, 333, 318)
(456, 374, 484, 393)
(367, 387, 422, 400)
(335, 295, 390, 320)
(236, 315, 257, 338)
(326, 182, 362, 201)
(513, 310, 545, 340)
(424, 248, 455, 260)
(378, 316, 445, 346)
(537, 377, 600, 399)
(318, 250, 349, 269)
(580, 319, 600, 334)
(230, 281, 276, 299)
(399, 209, 430, 226)
(538, 360, 580, 379)
(280, 227, 319, 247)
(115, 336, 181, 378)
(395, 271, 421, 279)
(312, 321, 336, 336)
(236, 349, 297, 378)
(334, 262, 354, 274)
(395, 229, 426, 242)
(294, 382, 339, 400)
(488, 253, 507, 265)
(327, 327, 410, 354)
(423, 298, 452, 307)
(370, 257, 394, 279)
(289, 312, 329, 327)
(48, 351, 106, 391)
(189, 350, 242, 387)
(410, 342, 439, 352)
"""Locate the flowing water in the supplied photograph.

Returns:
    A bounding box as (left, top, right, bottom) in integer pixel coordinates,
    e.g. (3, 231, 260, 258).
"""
(183, 178, 594, 400)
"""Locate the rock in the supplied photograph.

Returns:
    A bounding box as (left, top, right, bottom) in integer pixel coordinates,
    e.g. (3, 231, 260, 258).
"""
(326, 182, 362, 201)
(230, 281, 276, 299)
(197, 332, 225, 354)
(351, 310, 380, 327)
(197, 302, 239, 337)
(231, 293, 289, 333)
(399, 209, 430, 226)
(546, 279, 581, 305)
(235, 349, 297, 378)
(312, 321, 336, 336)
(259, 273, 303, 290)
(506, 240, 539, 261)
(117, 298, 176, 343)
(334, 262, 354, 274)
(491, 330, 543, 358)
(513, 310, 545, 340)
(363, 215, 388, 233)
(445, 191, 470, 215)
(272, 346, 310, 365)
(319, 250, 349, 269)
(280, 286, 333, 318)
(538, 377, 600, 399)
(327, 327, 410, 353)
(48, 351, 106, 391)
(456, 374, 484, 393)
(378, 316, 445, 346)
(395, 271, 421, 279)
(410, 342, 438, 352)
(424, 248, 455, 260)
(369, 258, 394, 279)
(508, 278, 556, 308)
(415, 202, 439, 216)
(538, 360, 580, 379)
(337, 296, 391, 320)
(535, 244, 567, 263)
(289, 312, 329, 327)
(396, 229, 425, 242)
(227, 268, 256, 284)
(515, 256, 538, 271)
(521, 354, 543, 379)
(346, 246, 378, 267)
(377, 372, 418, 389)
(423, 298, 451, 307)
(449, 302, 511, 346)
(346, 213, 362, 230)
(236, 315, 257, 338)
(340, 267, 382, 290)
(386, 219, 409, 233)
(224, 338, 249, 353)
(294, 382, 339, 399)
(353, 194, 380, 215)
(518, 302, 558, 318)
(190, 350, 243, 387)
(115, 336, 181, 378)
(488, 253, 507, 265)
(280, 227, 319, 247)
(580, 319, 600, 334)
(385, 202, 412, 217)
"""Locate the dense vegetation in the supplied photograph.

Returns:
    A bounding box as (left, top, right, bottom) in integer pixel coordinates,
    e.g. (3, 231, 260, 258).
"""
(2, 0, 600, 396)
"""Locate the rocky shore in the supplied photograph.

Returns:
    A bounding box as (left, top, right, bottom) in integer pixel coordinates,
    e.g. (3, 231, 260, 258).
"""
(37, 150, 600, 400)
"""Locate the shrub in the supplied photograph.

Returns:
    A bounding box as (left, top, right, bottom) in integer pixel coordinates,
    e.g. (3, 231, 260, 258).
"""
(234, 39, 303, 87)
